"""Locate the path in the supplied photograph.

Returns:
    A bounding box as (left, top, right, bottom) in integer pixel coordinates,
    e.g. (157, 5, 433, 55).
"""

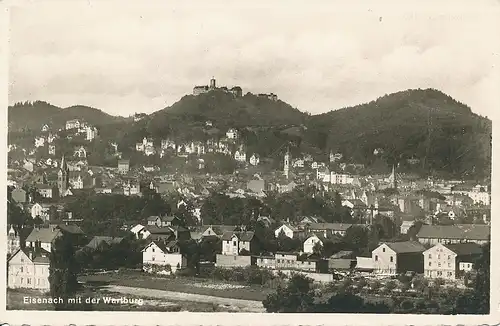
(103, 285, 266, 312)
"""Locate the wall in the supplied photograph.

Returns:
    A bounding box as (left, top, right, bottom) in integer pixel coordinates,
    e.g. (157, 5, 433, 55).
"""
(279, 270, 334, 283)
(216, 254, 252, 267)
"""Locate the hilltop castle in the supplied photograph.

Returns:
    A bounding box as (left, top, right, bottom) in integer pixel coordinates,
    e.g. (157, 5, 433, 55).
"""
(193, 77, 243, 97)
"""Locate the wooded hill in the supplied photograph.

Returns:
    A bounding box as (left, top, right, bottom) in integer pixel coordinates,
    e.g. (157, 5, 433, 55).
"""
(8, 89, 491, 179)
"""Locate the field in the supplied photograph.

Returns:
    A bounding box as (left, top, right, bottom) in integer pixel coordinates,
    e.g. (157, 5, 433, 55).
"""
(79, 270, 273, 302)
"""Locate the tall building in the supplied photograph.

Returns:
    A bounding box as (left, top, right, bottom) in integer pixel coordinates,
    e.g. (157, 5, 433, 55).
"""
(284, 148, 290, 179)
(210, 77, 216, 90)
(57, 155, 69, 196)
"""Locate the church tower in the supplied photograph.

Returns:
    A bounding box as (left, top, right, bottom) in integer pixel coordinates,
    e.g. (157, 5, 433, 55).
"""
(57, 155, 69, 197)
(209, 77, 216, 90)
(391, 164, 397, 189)
(283, 147, 290, 179)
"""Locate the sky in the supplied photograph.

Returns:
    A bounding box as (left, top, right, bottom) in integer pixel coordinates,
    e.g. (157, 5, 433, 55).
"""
(7, 0, 500, 118)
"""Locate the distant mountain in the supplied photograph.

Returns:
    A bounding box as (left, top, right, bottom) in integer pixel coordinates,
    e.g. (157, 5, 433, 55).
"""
(8, 101, 130, 132)
(303, 88, 492, 179)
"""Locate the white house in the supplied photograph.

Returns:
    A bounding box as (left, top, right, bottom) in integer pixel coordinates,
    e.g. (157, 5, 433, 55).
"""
(372, 241, 425, 275)
(221, 231, 255, 255)
(423, 242, 483, 280)
(226, 128, 238, 139)
(48, 145, 56, 156)
(234, 150, 247, 162)
(41, 124, 50, 132)
(249, 154, 260, 166)
(274, 223, 302, 239)
(25, 227, 62, 253)
(34, 137, 45, 148)
(31, 203, 50, 220)
(303, 233, 326, 254)
(142, 241, 187, 273)
(7, 248, 50, 291)
(65, 119, 81, 130)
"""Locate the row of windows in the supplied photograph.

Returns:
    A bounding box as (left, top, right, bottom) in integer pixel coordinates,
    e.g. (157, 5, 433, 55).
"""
(429, 262, 452, 268)
(425, 271, 454, 277)
(374, 255, 394, 263)
(18, 277, 46, 286)
(428, 254, 452, 260)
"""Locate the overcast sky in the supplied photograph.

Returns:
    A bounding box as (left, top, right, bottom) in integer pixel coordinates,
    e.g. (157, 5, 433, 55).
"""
(7, 0, 500, 117)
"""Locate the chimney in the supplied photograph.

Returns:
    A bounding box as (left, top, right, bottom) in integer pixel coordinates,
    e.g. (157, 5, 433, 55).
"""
(28, 251, 33, 260)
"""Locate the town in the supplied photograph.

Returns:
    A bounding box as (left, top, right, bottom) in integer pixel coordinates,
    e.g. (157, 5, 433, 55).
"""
(6, 79, 491, 313)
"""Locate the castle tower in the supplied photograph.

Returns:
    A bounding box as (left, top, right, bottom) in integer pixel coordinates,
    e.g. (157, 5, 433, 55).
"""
(210, 77, 216, 90)
(57, 155, 69, 197)
(283, 148, 290, 179)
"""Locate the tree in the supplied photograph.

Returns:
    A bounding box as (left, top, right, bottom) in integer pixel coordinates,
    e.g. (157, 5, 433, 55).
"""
(342, 225, 368, 253)
(49, 234, 81, 310)
(262, 274, 315, 313)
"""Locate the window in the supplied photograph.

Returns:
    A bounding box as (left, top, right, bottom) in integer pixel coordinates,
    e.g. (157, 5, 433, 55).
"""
(233, 241, 237, 246)
(27, 278, 31, 284)
(390, 256, 394, 263)
(429, 262, 432, 267)
(20, 278, 23, 284)
(448, 263, 451, 267)
(152, 248, 155, 253)
(438, 262, 441, 267)
(438, 254, 440, 259)
(152, 256, 155, 261)
(375, 255, 378, 261)
(429, 254, 432, 259)
(447, 255, 451, 260)
(382, 248, 386, 252)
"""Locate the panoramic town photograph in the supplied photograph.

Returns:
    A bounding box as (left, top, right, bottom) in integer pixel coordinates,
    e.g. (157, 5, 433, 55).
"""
(4, 1, 493, 315)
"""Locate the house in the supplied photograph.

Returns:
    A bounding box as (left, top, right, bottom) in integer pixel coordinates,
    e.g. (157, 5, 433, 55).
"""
(221, 231, 255, 255)
(7, 248, 50, 291)
(423, 242, 483, 280)
(226, 128, 238, 139)
(234, 150, 247, 162)
(85, 126, 98, 141)
(247, 179, 266, 194)
(142, 241, 187, 273)
(130, 224, 146, 239)
(85, 236, 124, 250)
(372, 241, 426, 275)
(73, 146, 87, 159)
(41, 124, 50, 132)
(303, 233, 329, 254)
(292, 159, 304, 168)
(118, 159, 130, 174)
(200, 225, 238, 238)
(30, 203, 50, 220)
(416, 224, 490, 245)
(25, 226, 61, 252)
(306, 223, 354, 238)
(147, 216, 162, 227)
(249, 154, 260, 166)
(274, 223, 304, 239)
(35, 184, 56, 199)
(66, 119, 81, 130)
(7, 226, 21, 256)
(11, 187, 27, 204)
(34, 137, 45, 148)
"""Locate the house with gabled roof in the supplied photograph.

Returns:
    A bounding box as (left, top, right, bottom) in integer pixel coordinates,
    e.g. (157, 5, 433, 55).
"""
(7, 247, 50, 290)
(306, 223, 355, 238)
(372, 241, 426, 275)
(423, 242, 483, 280)
(274, 223, 305, 239)
(142, 240, 187, 273)
(221, 231, 255, 255)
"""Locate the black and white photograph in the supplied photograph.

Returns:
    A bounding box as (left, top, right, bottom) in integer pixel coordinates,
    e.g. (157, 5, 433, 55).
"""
(2, 0, 498, 322)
